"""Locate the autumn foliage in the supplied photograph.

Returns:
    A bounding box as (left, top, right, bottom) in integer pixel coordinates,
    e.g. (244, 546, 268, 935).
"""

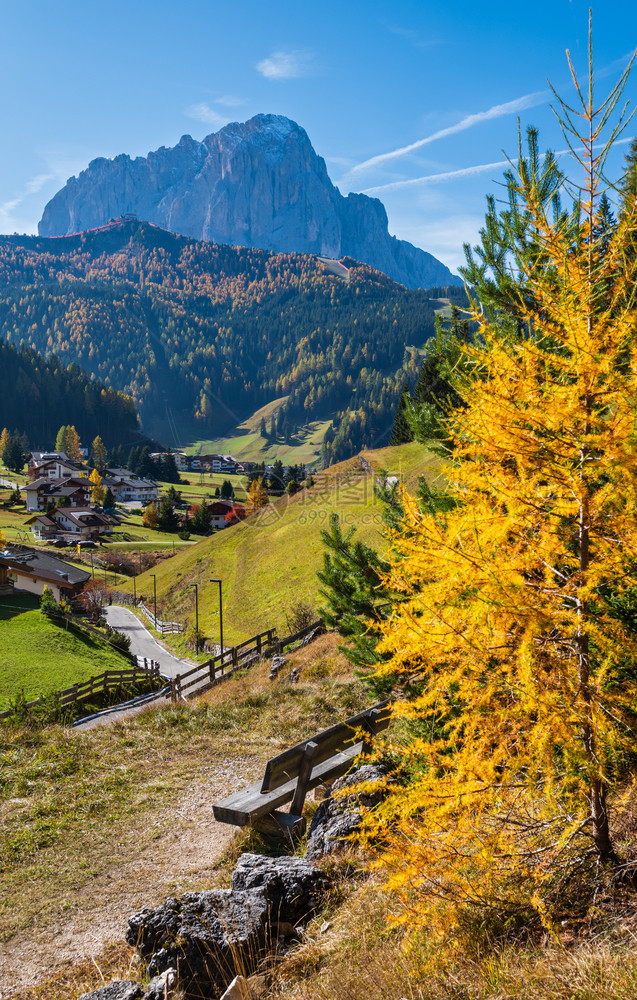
(362, 46, 637, 929)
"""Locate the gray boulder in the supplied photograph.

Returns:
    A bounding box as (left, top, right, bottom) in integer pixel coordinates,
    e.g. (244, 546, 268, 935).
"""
(126, 889, 268, 997)
(126, 854, 327, 997)
(306, 764, 389, 859)
(231, 853, 328, 925)
(77, 983, 142, 1000)
(77, 969, 178, 1000)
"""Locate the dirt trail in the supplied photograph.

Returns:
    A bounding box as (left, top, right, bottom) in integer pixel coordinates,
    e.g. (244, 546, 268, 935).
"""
(0, 758, 247, 996)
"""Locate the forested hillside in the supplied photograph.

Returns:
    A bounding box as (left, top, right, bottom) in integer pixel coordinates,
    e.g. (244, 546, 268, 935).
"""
(0, 338, 138, 448)
(0, 220, 454, 459)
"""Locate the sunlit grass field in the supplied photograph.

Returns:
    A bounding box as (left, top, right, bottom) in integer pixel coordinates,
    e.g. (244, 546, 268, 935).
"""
(186, 396, 331, 468)
(0, 592, 132, 707)
(119, 441, 440, 648)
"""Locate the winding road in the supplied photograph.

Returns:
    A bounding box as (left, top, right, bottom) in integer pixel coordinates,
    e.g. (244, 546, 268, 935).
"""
(104, 605, 194, 678)
(74, 607, 197, 729)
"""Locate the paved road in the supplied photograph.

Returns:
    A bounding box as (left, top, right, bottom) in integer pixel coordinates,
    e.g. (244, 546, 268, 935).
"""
(104, 605, 195, 679)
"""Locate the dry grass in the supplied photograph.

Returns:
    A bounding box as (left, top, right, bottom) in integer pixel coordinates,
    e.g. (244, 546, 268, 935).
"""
(7, 630, 637, 1000)
(0, 633, 371, 996)
(271, 870, 637, 1000)
(10, 943, 139, 1000)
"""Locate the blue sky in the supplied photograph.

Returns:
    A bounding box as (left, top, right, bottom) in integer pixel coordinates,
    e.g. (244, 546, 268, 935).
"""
(1, 0, 636, 273)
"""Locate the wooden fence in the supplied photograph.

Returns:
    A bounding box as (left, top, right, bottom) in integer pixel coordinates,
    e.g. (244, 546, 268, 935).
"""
(169, 627, 278, 701)
(138, 601, 183, 635)
(167, 619, 327, 702)
(0, 662, 162, 720)
(269, 619, 324, 655)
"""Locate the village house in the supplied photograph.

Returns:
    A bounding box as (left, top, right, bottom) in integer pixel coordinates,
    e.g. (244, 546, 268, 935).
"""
(102, 469, 160, 503)
(208, 499, 236, 530)
(31, 457, 91, 480)
(26, 506, 119, 542)
(187, 453, 243, 474)
(27, 450, 69, 475)
(149, 450, 188, 470)
(25, 476, 92, 512)
(0, 546, 90, 601)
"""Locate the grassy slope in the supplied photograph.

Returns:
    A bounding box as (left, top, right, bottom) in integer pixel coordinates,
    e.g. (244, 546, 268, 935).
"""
(186, 396, 332, 468)
(121, 442, 440, 649)
(0, 593, 133, 706)
(5, 631, 637, 1000)
(0, 635, 371, 989)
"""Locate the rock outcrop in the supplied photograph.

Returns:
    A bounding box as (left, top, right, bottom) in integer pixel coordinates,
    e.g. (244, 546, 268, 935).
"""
(306, 763, 390, 860)
(38, 114, 460, 290)
(125, 853, 327, 997)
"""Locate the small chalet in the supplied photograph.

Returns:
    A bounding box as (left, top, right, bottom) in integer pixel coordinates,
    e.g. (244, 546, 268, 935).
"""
(149, 451, 188, 470)
(27, 450, 69, 476)
(26, 506, 119, 542)
(103, 469, 160, 503)
(33, 457, 91, 480)
(209, 499, 235, 530)
(189, 499, 244, 530)
(25, 476, 92, 512)
(188, 453, 242, 474)
(0, 546, 90, 601)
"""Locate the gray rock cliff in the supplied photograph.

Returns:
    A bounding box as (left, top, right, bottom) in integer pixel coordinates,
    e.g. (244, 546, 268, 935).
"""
(38, 114, 460, 289)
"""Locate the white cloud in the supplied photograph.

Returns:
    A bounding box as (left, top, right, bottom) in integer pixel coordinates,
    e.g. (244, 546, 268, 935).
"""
(361, 132, 637, 196)
(256, 49, 312, 80)
(0, 173, 57, 233)
(348, 90, 549, 176)
(25, 173, 54, 195)
(362, 159, 510, 194)
(215, 95, 246, 107)
(185, 103, 232, 128)
(381, 22, 438, 51)
(0, 198, 21, 229)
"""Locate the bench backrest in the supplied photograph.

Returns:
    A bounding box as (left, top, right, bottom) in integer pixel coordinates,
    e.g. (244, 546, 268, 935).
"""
(260, 700, 391, 793)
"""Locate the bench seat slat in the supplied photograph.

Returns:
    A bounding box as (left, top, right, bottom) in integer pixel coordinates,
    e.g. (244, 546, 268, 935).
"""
(261, 700, 391, 793)
(213, 742, 365, 826)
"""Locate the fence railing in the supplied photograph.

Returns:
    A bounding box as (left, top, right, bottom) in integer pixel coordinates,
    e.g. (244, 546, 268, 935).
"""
(169, 627, 278, 701)
(167, 619, 327, 702)
(269, 619, 324, 655)
(0, 662, 162, 720)
(138, 601, 183, 634)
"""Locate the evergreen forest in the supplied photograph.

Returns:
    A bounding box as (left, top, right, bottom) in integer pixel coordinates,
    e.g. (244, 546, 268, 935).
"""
(0, 221, 461, 460)
(0, 337, 138, 449)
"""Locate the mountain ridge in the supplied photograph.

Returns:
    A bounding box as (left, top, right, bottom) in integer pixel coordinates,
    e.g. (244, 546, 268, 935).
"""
(0, 219, 454, 460)
(38, 114, 460, 290)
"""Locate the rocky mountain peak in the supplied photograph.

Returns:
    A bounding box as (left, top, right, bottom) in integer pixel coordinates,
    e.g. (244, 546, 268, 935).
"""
(38, 115, 460, 289)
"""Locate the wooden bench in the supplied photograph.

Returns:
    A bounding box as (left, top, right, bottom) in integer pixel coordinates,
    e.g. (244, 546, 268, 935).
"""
(213, 700, 391, 838)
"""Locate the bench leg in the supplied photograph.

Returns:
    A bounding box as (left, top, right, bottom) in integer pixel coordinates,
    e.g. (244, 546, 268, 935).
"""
(253, 811, 306, 841)
(289, 741, 318, 818)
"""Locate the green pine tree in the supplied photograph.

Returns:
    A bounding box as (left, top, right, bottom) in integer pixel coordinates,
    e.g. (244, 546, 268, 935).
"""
(389, 382, 412, 445)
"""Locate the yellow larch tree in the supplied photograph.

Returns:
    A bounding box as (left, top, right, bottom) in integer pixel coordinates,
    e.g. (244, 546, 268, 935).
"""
(90, 435, 107, 470)
(362, 43, 637, 927)
(89, 467, 105, 505)
(246, 476, 269, 515)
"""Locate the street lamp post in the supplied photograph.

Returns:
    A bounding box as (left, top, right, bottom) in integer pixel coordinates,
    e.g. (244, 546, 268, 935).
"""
(209, 578, 223, 659)
(188, 583, 199, 653)
(150, 573, 157, 626)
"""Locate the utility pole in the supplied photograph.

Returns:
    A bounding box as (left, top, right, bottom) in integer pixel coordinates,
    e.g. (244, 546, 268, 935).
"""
(188, 582, 199, 653)
(150, 573, 157, 627)
(209, 578, 223, 659)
